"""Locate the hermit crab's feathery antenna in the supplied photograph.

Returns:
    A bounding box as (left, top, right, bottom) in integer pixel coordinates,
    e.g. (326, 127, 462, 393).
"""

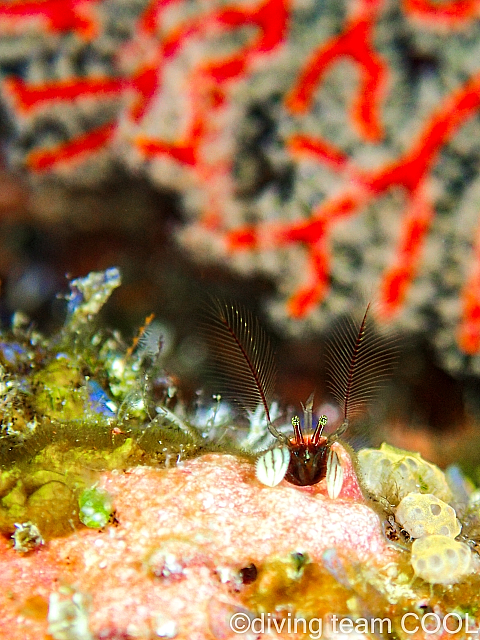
(325, 303, 397, 439)
(203, 299, 286, 442)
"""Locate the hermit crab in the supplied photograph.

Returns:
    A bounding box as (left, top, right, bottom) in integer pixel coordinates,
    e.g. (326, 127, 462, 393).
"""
(204, 300, 395, 494)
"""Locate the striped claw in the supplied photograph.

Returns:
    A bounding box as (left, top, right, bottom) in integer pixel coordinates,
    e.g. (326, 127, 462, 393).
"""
(256, 447, 290, 487)
(326, 448, 343, 499)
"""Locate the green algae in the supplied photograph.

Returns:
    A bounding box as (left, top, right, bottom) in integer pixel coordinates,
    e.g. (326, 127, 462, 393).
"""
(78, 487, 113, 529)
(0, 475, 78, 538)
(28, 481, 78, 537)
(33, 359, 90, 422)
(0, 430, 206, 538)
(1, 480, 27, 523)
(0, 269, 247, 541)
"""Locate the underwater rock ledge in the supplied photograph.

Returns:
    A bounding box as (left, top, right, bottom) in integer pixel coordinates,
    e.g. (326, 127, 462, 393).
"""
(3, 450, 480, 640)
(2, 453, 394, 640)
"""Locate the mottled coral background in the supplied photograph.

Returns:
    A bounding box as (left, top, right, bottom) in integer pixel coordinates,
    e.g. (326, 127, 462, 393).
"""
(1, 0, 480, 465)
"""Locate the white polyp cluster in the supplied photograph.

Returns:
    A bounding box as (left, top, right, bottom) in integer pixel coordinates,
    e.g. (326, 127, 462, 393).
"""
(411, 535, 473, 585)
(395, 493, 461, 539)
(357, 443, 452, 503)
(396, 492, 475, 585)
(358, 443, 475, 585)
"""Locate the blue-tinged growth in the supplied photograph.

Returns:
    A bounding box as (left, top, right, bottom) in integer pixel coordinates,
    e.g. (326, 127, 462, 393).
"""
(87, 381, 117, 418)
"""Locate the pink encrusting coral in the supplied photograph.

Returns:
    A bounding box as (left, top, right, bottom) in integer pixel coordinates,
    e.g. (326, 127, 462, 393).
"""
(0, 451, 395, 640)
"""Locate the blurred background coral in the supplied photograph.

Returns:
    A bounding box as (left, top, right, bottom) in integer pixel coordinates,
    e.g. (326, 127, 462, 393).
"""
(1, 0, 480, 471)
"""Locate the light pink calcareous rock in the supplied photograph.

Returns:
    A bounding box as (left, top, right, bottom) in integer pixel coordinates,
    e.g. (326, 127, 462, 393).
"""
(0, 451, 394, 640)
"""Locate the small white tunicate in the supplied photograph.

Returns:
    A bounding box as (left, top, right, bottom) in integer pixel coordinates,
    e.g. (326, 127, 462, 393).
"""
(411, 535, 472, 584)
(12, 522, 44, 553)
(357, 443, 452, 503)
(256, 447, 290, 487)
(395, 493, 461, 539)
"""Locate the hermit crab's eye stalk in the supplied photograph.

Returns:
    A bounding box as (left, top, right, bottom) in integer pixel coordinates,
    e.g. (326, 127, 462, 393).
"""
(312, 415, 327, 445)
(291, 416, 303, 446)
(325, 303, 397, 441)
(202, 298, 288, 444)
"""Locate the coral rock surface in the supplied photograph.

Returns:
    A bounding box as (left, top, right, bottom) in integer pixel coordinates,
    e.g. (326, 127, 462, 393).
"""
(1, 453, 391, 640)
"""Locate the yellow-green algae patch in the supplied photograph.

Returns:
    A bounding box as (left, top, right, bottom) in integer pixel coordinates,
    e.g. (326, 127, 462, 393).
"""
(0, 431, 206, 538)
(0, 269, 224, 540)
(244, 553, 352, 620)
(242, 549, 480, 639)
(32, 359, 90, 422)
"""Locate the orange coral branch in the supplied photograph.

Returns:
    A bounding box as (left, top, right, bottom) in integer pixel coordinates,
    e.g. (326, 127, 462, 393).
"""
(287, 134, 350, 171)
(230, 72, 480, 319)
(403, 0, 480, 26)
(378, 183, 434, 316)
(135, 131, 200, 166)
(0, 0, 100, 39)
(4, 77, 122, 115)
(285, 0, 387, 142)
(136, 0, 167, 36)
(287, 240, 330, 318)
(128, 0, 288, 123)
(132, 0, 288, 168)
(26, 122, 116, 172)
